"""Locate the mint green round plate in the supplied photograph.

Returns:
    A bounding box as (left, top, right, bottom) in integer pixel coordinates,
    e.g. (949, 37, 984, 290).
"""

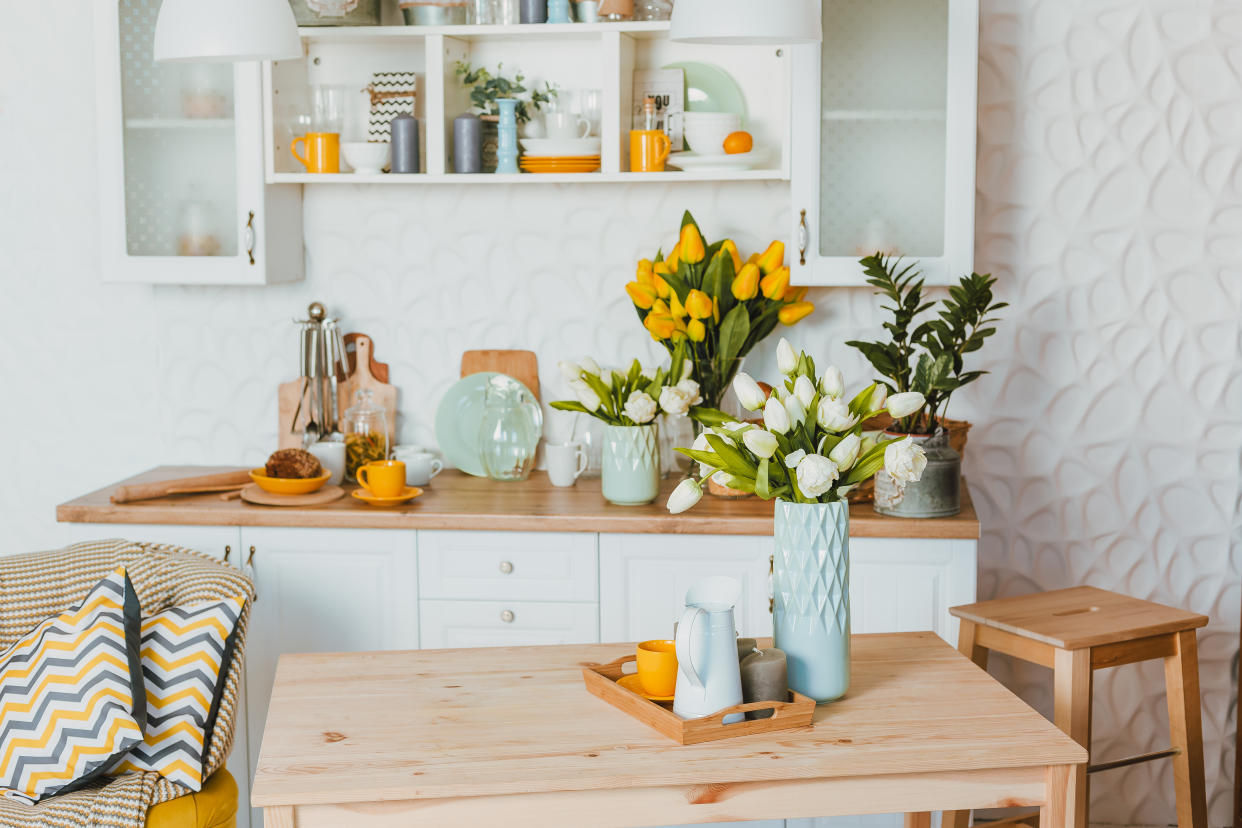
(662, 61, 748, 121)
(435, 372, 538, 477)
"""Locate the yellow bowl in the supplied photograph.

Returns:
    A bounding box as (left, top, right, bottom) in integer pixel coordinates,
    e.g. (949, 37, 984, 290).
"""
(248, 469, 331, 495)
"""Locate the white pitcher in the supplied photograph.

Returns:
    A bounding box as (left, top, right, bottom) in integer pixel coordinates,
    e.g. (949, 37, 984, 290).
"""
(673, 576, 744, 722)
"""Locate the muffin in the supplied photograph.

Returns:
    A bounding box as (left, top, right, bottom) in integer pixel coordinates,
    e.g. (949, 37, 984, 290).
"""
(265, 448, 324, 480)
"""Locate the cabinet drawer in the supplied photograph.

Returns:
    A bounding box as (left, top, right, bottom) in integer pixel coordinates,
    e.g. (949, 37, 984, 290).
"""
(419, 600, 599, 649)
(418, 531, 597, 602)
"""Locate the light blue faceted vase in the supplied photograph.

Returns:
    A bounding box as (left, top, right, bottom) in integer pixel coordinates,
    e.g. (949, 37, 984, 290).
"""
(773, 499, 850, 703)
(601, 424, 660, 505)
(495, 98, 520, 174)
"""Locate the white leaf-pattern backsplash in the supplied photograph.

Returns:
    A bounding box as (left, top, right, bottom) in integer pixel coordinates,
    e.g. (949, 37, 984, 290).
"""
(1, 1, 1238, 822)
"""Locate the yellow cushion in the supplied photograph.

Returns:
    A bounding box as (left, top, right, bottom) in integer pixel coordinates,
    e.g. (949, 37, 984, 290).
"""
(145, 769, 237, 828)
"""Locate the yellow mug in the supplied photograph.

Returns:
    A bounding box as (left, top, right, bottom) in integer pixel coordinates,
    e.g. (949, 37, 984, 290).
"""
(292, 132, 340, 173)
(356, 460, 406, 498)
(629, 129, 671, 172)
(636, 639, 678, 697)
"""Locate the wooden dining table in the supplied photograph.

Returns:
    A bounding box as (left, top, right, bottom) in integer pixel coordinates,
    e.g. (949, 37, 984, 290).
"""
(251, 632, 1086, 827)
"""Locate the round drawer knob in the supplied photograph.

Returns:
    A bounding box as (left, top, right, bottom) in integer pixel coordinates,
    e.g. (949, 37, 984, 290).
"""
(499, 561, 514, 574)
(500, 610, 515, 624)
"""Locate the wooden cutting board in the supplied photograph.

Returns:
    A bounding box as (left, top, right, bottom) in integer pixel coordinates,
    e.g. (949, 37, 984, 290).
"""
(460, 350, 540, 400)
(277, 333, 398, 450)
(239, 484, 346, 507)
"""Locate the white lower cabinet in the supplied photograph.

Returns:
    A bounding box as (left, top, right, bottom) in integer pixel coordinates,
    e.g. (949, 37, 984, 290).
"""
(239, 527, 418, 827)
(420, 600, 599, 648)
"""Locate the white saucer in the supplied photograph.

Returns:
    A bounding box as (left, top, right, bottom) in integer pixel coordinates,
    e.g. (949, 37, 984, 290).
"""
(667, 150, 764, 172)
(520, 137, 602, 157)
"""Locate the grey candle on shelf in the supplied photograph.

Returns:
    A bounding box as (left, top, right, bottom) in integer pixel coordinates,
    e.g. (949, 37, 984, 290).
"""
(736, 637, 757, 664)
(390, 112, 420, 174)
(453, 113, 483, 173)
(740, 648, 788, 721)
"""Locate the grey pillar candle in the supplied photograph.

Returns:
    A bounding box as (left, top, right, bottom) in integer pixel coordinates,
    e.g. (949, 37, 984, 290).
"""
(453, 113, 483, 173)
(520, 0, 547, 22)
(390, 112, 420, 174)
(736, 637, 757, 663)
(740, 648, 788, 720)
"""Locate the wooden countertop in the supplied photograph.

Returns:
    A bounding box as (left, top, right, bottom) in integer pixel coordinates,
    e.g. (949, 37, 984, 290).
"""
(57, 466, 980, 538)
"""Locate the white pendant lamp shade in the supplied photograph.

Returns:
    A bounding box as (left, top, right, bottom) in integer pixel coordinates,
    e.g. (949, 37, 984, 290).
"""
(154, 0, 303, 62)
(669, 0, 822, 44)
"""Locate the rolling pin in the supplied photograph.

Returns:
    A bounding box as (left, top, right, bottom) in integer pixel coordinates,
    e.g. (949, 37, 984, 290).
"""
(111, 470, 253, 504)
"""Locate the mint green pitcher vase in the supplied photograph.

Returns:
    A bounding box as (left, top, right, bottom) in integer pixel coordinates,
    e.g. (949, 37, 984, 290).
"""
(601, 424, 659, 505)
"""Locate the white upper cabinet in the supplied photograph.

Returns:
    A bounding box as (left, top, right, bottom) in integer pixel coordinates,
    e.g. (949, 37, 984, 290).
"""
(94, 0, 303, 284)
(790, 0, 978, 286)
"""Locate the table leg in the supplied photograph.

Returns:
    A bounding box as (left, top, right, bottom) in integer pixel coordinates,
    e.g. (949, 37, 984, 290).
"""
(1041, 764, 1071, 828)
(1052, 647, 1091, 828)
(1164, 629, 1208, 828)
(265, 806, 295, 828)
(943, 621, 987, 828)
(905, 813, 931, 828)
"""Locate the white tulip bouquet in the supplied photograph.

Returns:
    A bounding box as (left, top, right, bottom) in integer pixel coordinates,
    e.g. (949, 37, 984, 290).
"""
(667, 339, 929, 513)
(552, 344, 702, 426)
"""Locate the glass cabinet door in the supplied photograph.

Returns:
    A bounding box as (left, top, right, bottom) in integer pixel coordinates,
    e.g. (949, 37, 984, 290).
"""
(791, 0, 977, 286)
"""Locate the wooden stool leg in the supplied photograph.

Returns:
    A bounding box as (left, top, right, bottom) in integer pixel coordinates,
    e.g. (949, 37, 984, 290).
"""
(1053, 648, 1091, 828)
(904, 813, 931, 828)
(1041, 764, 1072, 828)
(943, 621, 986, 828)
(1164, 629, 1208, 828)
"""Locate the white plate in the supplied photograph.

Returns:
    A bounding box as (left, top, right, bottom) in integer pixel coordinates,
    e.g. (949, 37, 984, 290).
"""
(519, 137, 602, 157)
(666, 150, 763, 172)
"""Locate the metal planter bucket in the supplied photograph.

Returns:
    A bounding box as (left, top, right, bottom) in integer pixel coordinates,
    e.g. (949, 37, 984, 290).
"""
(873, 429, 961, 518)
(290, 0, 381, 26)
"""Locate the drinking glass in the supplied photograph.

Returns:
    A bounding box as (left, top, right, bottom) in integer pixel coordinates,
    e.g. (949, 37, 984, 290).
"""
(579, 88, 602, 136)
(311, 84, 347, 133)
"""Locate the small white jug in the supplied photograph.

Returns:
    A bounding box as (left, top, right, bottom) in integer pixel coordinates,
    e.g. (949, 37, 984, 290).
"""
(673, 576, 744, 722)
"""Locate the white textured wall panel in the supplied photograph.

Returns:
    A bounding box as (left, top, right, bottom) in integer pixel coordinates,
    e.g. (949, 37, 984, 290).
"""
(0, 1, 1238, 822)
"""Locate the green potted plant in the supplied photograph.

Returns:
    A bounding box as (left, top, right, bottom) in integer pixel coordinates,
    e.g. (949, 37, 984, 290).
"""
(454, 61, 556, 171)
(845, 254, 1006, 517)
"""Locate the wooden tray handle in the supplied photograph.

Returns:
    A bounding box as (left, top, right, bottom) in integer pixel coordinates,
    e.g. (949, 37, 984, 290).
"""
(699, 692, 810, 728)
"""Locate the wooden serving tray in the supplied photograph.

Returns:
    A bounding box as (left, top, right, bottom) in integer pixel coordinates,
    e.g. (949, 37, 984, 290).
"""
(581, 654, 815, 745)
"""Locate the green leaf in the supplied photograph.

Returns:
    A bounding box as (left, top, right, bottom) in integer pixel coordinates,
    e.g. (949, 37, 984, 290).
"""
(716, 304, 751, 375)
(689, 406, 734, 427)
(704, 433, 758, 476)
(755, 458, 771, 499)
(550, 400, 590, 415)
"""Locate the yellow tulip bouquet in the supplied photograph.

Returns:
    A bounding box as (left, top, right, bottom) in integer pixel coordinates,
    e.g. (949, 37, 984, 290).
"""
(626, 211, 815, 422)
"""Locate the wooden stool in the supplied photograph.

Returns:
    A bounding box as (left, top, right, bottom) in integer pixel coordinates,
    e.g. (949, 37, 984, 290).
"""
(943, 586, 1209, 828)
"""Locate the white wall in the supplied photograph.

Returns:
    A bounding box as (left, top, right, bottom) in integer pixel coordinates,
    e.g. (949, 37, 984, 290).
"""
(1, 1, 1238, 823)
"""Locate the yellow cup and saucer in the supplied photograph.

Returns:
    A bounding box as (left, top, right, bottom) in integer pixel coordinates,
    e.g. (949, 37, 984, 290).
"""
(618, 639, 678, 701)
(351, 460, 423, 506)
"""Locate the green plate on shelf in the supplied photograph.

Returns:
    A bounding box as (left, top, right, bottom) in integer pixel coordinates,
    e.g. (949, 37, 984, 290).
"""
(662, 61, 748, 121)
(435, 372, 538, 477)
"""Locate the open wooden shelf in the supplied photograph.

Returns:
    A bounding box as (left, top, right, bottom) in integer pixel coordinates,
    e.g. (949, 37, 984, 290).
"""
(297, 21, 671, 42)
(269, 168, 787, 184)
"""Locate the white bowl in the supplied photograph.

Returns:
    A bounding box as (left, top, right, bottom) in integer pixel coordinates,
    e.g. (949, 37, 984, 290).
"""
(682, 112, 742, 156)
(519, 137, 602, 157)
(342, 142, 389, 175)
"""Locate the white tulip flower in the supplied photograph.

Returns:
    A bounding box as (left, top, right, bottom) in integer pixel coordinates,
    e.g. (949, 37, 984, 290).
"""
(784, 448, 806, 468)
(579, 356, 601, 375)
(742, 428, 779, 459)
(784, 394, 807, 428)
(828, 433, 861, 470)
(886, 391, 926, 420)
(623, 390, 658, 424)
(819, 366, 845, 399)
(675, 379, 703, 406)
(680, 361, 695, 382)
(690, 431, 714, 478)
(776, 337, 798, 375)
(666, 478, 703, 514)
(796, 454, 839, 498)
(658, 384, 698, 417)
(559, 360, 582, 382)
(601, 369, 619, 388)
(816, 396, 859, 432)
(869, 384, 888, 410)
(570, 379, 601, 412)
(733, 372, 767, 411)
(711, 470, 734, 487)
(883, 436, 928, 487)
(763, 396, 791, 434)
(794, 375, 817, 408)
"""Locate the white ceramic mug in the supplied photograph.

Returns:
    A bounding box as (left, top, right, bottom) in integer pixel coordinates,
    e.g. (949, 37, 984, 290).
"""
(307, 440, 346, 486)
(545, 442, 588, 487)
(545, 111, 591, 140)
(395, 446, 444, 486)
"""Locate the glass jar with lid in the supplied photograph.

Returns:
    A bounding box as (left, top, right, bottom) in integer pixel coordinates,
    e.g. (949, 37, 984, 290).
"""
(477, 375, 543, 481)
(343, 389, 390, 482)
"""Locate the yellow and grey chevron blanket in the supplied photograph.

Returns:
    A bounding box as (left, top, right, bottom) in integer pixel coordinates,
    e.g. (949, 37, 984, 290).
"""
(0, 539, 253, 828)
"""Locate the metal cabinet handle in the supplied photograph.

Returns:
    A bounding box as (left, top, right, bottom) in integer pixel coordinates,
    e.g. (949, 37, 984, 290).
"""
(223, 545, 231, 562)
(244, 211, 256, 266)
(246, 546, 258, 602)
(500, 610, 515, 623)
(499, 561, 514, 575)
(797, 209, 809, 266)
(768, 554, 775, 614)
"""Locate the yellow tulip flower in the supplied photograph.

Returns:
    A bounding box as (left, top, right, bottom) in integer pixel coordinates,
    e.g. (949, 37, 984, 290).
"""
(636, 259, 654, 287)
(679, 224, 706, 264)
(778, 301, 815, 325)
(651, 298, 670, 316)
(667, 242, 681, 273)
(668, 291, 688, 319)
(757, 240, 785, 275)
(644, 313, 677, 340)
(626, 281, 657, 309)
(721, 239, 743, 274)
(784, 284, 808, 303)
(687, 318, 707, 342)
(653, 260, 671, 276)
(760, 266, 790, 300)
(732, 262, 761, 301)
(652, 273, 671, 299)
(685, 289, 713, 319)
